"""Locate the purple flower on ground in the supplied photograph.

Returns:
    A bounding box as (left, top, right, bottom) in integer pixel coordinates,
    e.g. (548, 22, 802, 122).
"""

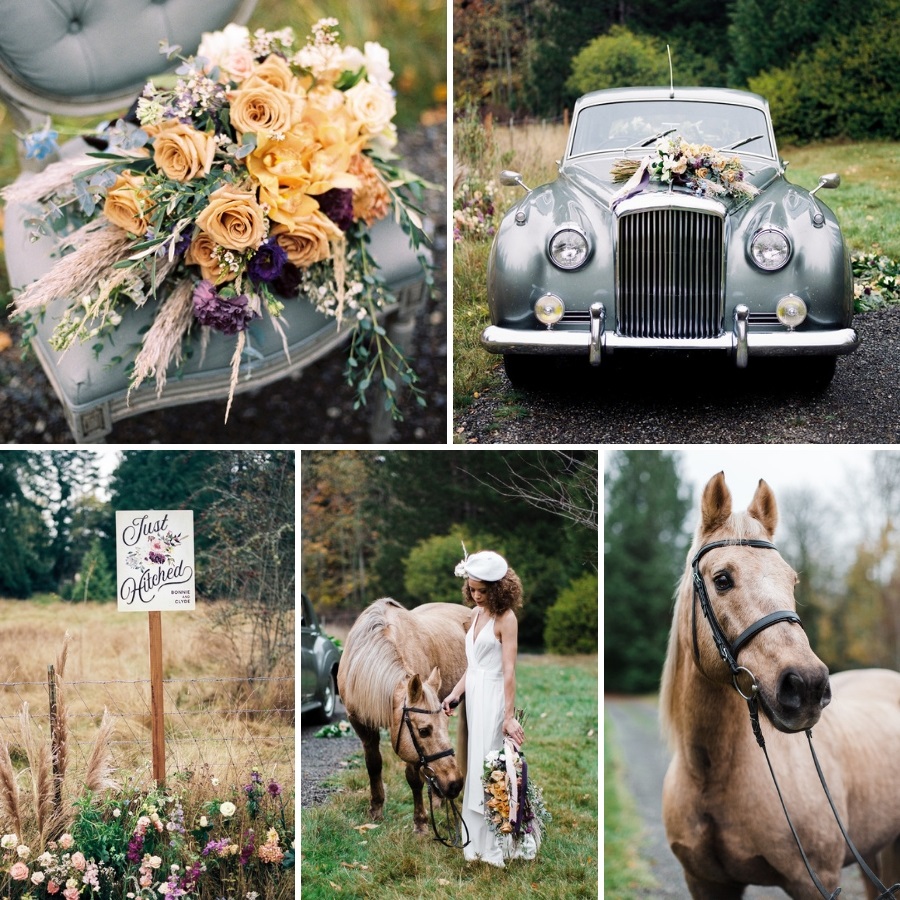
(315, 188, 354, 231)
(192, 280, 260, 335)
(248, 238, 288, 284)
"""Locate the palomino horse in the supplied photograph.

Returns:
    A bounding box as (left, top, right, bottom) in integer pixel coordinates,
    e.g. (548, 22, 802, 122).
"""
(661, 472, 900, 899)
(337, 597, 471, 834)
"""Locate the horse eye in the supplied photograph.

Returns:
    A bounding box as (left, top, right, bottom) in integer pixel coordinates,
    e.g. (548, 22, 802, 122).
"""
(713, 572, 733, 592)
(418, 726, 432, 738)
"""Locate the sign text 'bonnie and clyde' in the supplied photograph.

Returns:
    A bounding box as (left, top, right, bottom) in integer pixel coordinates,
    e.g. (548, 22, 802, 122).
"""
(116, 510, 195, 612)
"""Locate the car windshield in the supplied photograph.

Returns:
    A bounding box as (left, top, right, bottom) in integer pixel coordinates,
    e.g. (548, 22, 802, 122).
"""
(569, 100, 774, 159)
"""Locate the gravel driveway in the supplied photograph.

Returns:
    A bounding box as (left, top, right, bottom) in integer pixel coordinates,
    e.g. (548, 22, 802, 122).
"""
(604, 695, 868, 899)
(300, 694, 360, 810)
(456, 307, 900, 444)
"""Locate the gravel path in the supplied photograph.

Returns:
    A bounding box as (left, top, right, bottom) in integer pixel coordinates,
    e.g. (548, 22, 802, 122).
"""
(0, 126, 447, 444)
(300, 694, 360, 810)
(604, 695, 868, 899)
(456, 307, 900, 444)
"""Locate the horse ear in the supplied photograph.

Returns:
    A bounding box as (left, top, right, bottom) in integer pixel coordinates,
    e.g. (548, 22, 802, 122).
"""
(748, 478, 778, 536)
(426, 666, 441, 691)
(407, 673, 424, 705)
(701, 471, 732, 532)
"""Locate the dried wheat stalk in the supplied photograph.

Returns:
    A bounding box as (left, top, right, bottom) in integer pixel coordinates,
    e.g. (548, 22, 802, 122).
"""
(0, 738, 22, 838)
(83, 710, 119, 795)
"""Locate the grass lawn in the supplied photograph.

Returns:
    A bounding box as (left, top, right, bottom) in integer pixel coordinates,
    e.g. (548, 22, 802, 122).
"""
(300, 654, 598, 899)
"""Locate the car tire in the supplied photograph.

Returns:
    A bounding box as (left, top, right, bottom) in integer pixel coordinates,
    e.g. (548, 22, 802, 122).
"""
(804, 356, 838, 391)
(312, 672, 338, 724)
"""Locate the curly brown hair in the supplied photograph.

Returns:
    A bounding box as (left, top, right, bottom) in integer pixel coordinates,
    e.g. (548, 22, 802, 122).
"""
(461, 567, 523, 616)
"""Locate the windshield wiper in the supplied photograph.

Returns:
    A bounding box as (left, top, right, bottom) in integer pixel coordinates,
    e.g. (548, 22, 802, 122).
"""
(623, 127, 676, 153)
(720, 134, 765, 151)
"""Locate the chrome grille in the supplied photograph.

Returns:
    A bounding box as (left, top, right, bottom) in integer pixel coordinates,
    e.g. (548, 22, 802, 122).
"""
(616, 206, 724, 338)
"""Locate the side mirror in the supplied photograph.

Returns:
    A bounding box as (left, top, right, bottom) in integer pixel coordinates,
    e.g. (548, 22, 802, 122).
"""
(810, 173, 840, 196)
(499, 170, 531, 193)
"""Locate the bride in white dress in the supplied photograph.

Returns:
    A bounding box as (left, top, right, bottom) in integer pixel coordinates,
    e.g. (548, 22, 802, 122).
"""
(442, 549, 538, 867)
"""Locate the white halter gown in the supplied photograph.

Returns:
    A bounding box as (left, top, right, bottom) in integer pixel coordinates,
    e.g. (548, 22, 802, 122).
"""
(461, 607, 537, 866)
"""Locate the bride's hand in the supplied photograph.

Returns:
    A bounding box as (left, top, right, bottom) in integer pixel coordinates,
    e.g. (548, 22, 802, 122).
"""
(504, 716, 524, 745)
(441, 695, 457, 716)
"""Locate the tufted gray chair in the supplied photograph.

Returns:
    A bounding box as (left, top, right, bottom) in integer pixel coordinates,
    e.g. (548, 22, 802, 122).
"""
(0, 0, 426, 441)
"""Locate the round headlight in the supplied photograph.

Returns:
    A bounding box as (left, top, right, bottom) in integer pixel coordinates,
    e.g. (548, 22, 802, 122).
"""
(534, 293, 565, 326)
(549, 227, 589, 270)
(776, 293, 808, 329)
(750, 228, 791, 271)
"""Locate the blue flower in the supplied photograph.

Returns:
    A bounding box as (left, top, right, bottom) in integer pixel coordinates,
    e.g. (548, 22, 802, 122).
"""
(248, 238, 288, 284)
(21, 121, 59, 161)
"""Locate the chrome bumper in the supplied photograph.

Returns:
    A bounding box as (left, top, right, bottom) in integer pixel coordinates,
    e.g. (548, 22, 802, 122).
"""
(481, 303, 859, 366)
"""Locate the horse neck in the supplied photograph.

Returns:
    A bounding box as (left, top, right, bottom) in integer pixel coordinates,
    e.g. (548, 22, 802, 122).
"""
(660, 575, 752, 774)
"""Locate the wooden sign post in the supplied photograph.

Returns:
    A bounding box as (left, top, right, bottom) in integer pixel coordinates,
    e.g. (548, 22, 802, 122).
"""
(116, 510, 196, 786)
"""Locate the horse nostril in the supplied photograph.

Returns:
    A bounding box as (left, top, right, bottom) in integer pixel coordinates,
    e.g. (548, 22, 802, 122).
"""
(446, 778, 463, 799)
(776, 670, 806, 711)
(820, 679, 832, 709)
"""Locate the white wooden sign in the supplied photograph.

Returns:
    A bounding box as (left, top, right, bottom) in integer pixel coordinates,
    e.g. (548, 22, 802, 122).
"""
(116, 510, 196, 612)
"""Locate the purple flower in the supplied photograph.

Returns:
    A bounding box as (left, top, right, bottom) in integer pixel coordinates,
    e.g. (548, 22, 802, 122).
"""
(267, 780, 282, 797)
(314, 188, 354, 231)
(248, 239, 288, 283)
(192, 280, 260, 335)
(148, 551, 166, 564)
(272, 263, 301, 298)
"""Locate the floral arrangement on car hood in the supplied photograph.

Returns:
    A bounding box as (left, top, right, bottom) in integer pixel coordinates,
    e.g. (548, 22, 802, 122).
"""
(611, 135, 759, 204)
(6, 19, 429, 421)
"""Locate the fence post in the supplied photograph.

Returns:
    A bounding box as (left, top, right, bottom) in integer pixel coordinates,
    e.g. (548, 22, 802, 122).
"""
(149, 612, 166, 786)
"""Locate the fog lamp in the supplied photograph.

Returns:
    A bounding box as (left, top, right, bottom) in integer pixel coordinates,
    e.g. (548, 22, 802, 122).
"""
(534, 293, 565, 327)
(776, 294, 808, 329)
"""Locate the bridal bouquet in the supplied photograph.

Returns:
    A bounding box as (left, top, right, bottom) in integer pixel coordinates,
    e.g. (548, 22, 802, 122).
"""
(7, 19, 430, 420)
(611, 134, 759, 202)
(481, 709, 550, 848)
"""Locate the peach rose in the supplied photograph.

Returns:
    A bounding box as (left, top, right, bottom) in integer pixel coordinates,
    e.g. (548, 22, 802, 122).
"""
(70, 852, 86, 872)
(270, 214, 342, 268)
(103, 173, 153, 235)
(196, 186, 267, 251)
(9, 861, 29, 880)
(184, 230, 237, 284)
(152, 122, 217, 182)
(228, 85, 302, 137)
(242, 54, 305, 93)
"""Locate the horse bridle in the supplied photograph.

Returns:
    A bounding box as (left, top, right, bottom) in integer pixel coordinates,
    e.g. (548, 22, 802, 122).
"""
(393, 704, 470, 848)
(692, 538, 900, 900)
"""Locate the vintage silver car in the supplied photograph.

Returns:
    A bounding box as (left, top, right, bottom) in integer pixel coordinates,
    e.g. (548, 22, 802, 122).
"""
(482, 86, 857, 388)
(301, 594, 342, 724)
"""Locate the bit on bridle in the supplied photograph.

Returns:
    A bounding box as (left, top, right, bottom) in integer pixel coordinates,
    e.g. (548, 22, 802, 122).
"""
(692, 538, 900, 900)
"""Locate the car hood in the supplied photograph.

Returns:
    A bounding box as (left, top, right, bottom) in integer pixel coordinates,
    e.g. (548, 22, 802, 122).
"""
(557, 154, 783, 214)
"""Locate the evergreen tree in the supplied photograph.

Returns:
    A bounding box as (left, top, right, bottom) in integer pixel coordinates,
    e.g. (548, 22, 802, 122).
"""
(604, 451, 692, 693)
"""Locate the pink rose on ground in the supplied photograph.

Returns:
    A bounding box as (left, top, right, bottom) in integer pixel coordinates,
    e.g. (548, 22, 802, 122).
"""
(59, 834, 74, 849)
(71, 851, 86, 871)
(63, 888, 79, 900)
(10, 861, 29, 880)
(47, 881, 60, 894)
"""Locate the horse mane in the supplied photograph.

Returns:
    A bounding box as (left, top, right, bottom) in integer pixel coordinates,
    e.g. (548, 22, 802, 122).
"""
(659, 509, 763, 748)
(340, 598, 412, 728)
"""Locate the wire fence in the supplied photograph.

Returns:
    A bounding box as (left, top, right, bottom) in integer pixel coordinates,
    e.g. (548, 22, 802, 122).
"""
(0, 673, 295, 788)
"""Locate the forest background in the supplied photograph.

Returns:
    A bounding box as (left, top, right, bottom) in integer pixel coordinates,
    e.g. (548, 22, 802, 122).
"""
(605, 449, 900, 693)
(454, 0, 900, 144)
(301, 449, 598, 652)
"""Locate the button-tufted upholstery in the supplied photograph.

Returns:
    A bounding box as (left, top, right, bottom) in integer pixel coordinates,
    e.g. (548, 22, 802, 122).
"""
(0, 0, 257, 128)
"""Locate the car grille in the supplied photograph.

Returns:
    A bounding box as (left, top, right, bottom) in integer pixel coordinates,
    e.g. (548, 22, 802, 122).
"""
(616, 206, 725, 338)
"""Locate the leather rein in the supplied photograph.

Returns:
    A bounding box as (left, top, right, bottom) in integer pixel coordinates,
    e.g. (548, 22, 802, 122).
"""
(394, 704, 470, 849)
(692, 539, 900, 900)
